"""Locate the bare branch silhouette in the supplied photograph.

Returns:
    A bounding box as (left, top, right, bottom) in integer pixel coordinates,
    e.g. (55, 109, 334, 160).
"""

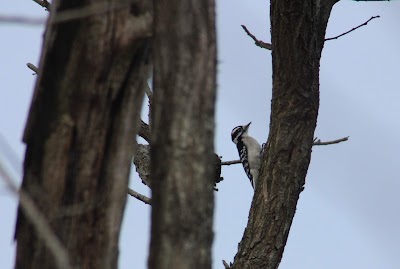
(325, 16, 380, 41)
(241, 25, 272, 50)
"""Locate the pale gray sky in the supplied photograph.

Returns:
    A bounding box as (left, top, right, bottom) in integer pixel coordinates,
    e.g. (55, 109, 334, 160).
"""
(1, 1, 400, 269)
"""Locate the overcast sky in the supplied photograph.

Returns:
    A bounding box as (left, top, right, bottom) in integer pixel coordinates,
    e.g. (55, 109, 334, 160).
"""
(1, 1, 400, 269)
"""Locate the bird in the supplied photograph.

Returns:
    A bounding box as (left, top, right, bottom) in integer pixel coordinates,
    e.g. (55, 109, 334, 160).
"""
(231, 122, 262, 189)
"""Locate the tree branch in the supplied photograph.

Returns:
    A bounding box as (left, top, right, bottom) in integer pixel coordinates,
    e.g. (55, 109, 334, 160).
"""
(224, 136, 349, 166)
(241, 15, 380, 52)
(27, 63, 39, 74)
(138, 120, 150, 142)
(222, 260, 232, 269)
(221, 160, 241, 166)
(127, 187, 151, 205)
(312, 136, 349, 146)
(241, 25, 272, 50)
(0, 15, 45, 25)
(32, 0, 51, 10)
(325, 16, 380, 41)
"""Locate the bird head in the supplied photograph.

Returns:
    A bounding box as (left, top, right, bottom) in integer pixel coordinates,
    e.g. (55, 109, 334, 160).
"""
(231, 122, 251, 144)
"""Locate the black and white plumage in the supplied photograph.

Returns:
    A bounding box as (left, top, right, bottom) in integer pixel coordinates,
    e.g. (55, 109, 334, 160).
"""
(231, 122, 262, 189)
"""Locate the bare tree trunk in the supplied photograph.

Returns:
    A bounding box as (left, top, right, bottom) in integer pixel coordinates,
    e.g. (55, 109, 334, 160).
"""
(148, 1, 217, 269)
(14, 1, 152, 269)
(232, 1, 338, 269)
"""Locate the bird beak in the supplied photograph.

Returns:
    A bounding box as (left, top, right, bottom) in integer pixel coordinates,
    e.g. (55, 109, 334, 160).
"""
(244, 122, 251, 131)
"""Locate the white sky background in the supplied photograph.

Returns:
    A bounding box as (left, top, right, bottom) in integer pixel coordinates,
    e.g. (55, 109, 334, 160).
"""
(1, 1, 400, 269)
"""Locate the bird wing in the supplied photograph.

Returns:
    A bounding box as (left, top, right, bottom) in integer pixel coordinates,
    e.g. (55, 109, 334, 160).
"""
(236, 140, 254, 188)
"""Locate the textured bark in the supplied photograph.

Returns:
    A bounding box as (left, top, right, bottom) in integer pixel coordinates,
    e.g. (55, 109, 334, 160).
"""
(14, 1, 152, 269)
(232, 1, 338, 269)
(148, 1, 217, 269)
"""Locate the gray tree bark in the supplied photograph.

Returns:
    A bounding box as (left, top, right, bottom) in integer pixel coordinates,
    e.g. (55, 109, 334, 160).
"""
(148, 0, 217, 269)
(232, 1, 339, 268)
(14, 1, 151, 269)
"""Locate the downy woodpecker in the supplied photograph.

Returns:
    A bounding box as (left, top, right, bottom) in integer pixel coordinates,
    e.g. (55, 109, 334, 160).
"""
(231, 122, 262, 189)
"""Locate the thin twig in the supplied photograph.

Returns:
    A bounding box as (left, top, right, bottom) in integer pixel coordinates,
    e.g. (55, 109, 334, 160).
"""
(221, 160, 241, 166)
(0, 162, 72, 269)
(241, 25, 272, 50)
(325, 16, 380, 41)
(0, 15, 45, 25)
(27, 63, 39, 74)
(312, 136, 349, 146)
(127, 187, 151, 205)
(222, 260, 232, 269)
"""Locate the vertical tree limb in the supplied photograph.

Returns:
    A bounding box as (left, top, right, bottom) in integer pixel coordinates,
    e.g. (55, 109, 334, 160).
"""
(148, 0, 217, 268)
(232, 1, 338, 268)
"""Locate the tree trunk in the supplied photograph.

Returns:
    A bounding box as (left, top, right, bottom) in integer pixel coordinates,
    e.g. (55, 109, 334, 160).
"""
(148, 1, 217, 269)
(232, 1, 338, 268)
(14, 1, 152, 269)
